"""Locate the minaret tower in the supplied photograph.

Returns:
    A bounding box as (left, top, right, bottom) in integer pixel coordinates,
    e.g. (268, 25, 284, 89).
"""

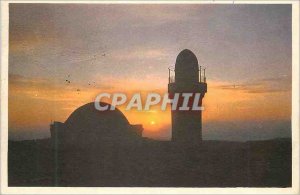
(168, 49, 207, 146)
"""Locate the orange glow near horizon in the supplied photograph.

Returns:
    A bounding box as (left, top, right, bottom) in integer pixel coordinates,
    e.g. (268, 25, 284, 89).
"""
(8, 74, 291, 140)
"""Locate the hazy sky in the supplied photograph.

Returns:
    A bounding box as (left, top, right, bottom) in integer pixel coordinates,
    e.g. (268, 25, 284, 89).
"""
(9, 4, 292, 141)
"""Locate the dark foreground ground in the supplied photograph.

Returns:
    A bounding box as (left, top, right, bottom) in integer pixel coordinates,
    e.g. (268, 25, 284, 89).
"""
(8, 138, 291, 187)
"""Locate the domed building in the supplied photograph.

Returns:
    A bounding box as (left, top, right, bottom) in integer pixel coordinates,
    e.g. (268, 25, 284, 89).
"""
(48, 49, 208, 186)
(50, 102, 144, 186)
(50, 102, 143, 148)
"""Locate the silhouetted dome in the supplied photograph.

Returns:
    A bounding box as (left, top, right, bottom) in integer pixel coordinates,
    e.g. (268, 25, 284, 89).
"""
(175, 49, 199, 83)
(64, 102, 131, 143)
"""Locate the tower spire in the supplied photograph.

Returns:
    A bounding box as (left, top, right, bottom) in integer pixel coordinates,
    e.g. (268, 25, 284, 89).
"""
(168, 49, 207, 146)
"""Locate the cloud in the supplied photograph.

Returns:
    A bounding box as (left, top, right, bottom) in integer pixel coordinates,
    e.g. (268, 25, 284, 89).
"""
(9, 74, 112, 102)
(213, 76, 291, 94)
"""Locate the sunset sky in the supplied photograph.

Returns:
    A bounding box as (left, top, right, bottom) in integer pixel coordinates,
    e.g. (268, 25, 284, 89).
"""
(9, 4, 292, 141)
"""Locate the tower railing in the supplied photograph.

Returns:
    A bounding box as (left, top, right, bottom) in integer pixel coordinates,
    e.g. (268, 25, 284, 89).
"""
(168, 65, 207, 84)
(169, 75, 175, 83)
(198, 66, 207, 83)
(168, 66, 175, 84)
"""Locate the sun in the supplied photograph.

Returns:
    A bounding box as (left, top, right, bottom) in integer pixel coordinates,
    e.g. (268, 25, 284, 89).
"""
(150, 121, 156, 125)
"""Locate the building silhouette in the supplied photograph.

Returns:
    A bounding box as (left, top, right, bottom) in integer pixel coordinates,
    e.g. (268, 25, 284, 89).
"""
(51, 49, 206, 147)
(168, 49, 207, 146)
(50, 102, 143, 149)
(49, 49, 207, 186)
